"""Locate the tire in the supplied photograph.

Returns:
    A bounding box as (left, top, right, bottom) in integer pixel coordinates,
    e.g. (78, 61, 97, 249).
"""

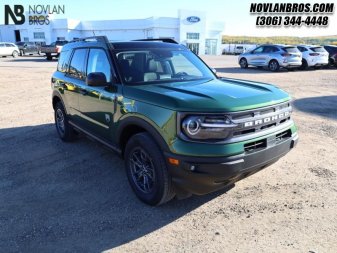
(239, 58, 248, 68)
(299, 59, 308, 70)
(328, 59, 335, 68)
(268, 60, 279, 72)
(124, 132, 175, 206)
(12, 50, 19, 58)
(54, 102, 76, 142)
(19, 50, 25, 56)
(46, 54, 52, 61)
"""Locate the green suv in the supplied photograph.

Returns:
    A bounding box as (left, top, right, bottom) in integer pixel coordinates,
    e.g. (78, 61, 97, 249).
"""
(51, 36, 298, 205)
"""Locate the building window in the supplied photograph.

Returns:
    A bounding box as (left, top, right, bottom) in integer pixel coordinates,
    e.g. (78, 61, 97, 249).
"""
(57, 37, 66, 40)
(33, 32, 45, 39)
(23, 37, 29, 42)
(186, 33, 200, 40)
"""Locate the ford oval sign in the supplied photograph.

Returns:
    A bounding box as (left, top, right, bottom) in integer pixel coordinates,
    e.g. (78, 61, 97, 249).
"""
(186, 16, 200, 23)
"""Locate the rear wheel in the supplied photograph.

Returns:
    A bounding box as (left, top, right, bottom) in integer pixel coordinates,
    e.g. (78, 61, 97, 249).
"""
(125, 132, 175, 205)
(54, 102, 76, 142)
(239, 58, 248, 68)
(46, 54, 52, 61)
(268, 60, 279, 72)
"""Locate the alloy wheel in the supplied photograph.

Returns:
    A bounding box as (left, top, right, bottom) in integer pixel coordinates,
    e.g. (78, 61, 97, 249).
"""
(56, 108, 65, 135)
(129, 147, 156, 194)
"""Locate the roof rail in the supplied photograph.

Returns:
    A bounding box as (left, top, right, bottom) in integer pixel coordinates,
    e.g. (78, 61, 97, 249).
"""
(133, 38, 179, 44)
(72, 36, 110, 43)
(70, 35, 115, 49)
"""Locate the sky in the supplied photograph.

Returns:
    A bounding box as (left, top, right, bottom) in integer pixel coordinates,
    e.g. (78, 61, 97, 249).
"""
(1, 0, 336, 37)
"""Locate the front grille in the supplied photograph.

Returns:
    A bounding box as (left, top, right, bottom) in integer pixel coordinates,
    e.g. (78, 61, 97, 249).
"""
(231, 102, 292, 137)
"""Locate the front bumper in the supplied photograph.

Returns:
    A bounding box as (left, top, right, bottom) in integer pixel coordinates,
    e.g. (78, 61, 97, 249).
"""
(165, 132, 298, 195)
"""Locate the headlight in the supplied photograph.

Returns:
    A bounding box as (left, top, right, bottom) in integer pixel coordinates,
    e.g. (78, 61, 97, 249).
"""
(181, 115, 237, 140)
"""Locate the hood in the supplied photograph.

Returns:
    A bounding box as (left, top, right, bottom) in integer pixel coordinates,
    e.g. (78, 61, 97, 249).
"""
(123, 78, 290, 112)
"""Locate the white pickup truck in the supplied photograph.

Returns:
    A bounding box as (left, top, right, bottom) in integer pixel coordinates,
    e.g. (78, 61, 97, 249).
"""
(41, 40, 68, 60)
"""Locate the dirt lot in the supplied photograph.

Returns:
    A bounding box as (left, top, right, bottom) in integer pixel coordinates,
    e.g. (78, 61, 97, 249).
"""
(0, 55, 336, 253)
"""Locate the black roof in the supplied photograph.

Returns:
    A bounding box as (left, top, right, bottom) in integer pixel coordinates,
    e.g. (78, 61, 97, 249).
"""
(62, 38, 186, 51)
(110, 41, 186, 50)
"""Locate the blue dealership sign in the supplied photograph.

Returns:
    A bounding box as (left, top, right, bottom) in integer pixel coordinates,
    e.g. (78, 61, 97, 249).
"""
(186, 16, 200, 23)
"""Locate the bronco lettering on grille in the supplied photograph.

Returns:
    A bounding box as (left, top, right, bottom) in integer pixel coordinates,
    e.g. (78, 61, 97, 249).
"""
(243, 111, 290, 128)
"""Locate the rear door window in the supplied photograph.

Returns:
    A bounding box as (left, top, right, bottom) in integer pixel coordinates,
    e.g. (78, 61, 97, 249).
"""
(282, 47, 300, 53)
(263, 46, 278, 53)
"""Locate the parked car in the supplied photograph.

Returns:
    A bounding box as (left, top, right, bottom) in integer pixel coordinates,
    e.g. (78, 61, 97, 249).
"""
(323, 45, 337, 68)
(0, 42, 19, 57)
(51, 36, 298, 205)
(238, 44, 302, 71)
(15, 41, 41, 56)
(234, 45, 244, 55)
(296, 45, 329, 69)
(41, 40, 68, 60)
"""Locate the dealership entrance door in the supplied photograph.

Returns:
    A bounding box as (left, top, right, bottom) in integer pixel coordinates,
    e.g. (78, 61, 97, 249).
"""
(14, 30, 21, 42)
(205, 39, 217, 55)
(186, 43, 199, 55)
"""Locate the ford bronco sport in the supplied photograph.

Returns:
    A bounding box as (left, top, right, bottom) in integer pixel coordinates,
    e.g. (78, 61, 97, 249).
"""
(51, 36, 298, 205)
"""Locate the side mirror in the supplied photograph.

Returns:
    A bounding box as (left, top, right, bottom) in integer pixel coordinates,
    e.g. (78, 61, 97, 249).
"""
(86, 72, 107, 87)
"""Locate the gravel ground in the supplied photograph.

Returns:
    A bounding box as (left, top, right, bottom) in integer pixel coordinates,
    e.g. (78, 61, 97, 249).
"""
(0, 55, 336, 253)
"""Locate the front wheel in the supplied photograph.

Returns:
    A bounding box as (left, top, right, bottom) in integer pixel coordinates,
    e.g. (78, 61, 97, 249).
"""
(239, 58, 248, 68)
(12, 50, 19, 58)
(268, 60, 280, 72)
(125, 133, 175, 205)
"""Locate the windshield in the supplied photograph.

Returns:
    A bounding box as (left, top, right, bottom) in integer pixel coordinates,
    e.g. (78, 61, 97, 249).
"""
(115, 49, 215, 85)
(16, 42, 25, 46)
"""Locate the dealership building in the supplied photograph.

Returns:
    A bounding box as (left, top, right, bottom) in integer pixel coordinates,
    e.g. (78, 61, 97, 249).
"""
(0, 10, 224, 55)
